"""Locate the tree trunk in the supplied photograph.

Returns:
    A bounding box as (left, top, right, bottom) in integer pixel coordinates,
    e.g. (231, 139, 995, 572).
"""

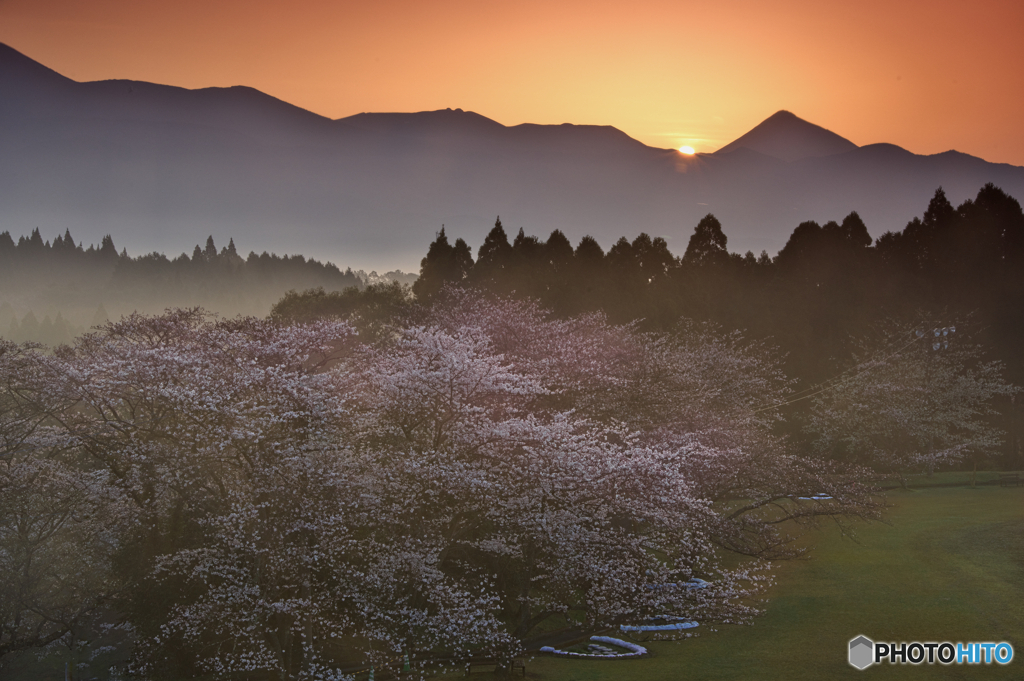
(897, 470, 908, 490)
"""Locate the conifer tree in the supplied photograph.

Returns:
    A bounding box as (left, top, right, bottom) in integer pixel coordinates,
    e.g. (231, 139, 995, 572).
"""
(412, 227, 474, 299)
(683, 214, 728, 266)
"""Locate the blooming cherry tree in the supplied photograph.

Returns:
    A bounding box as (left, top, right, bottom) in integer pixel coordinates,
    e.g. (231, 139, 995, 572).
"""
(1, 298, 886, 678)
(0, 341, 127, 662)
(808, 321, 1016, 486)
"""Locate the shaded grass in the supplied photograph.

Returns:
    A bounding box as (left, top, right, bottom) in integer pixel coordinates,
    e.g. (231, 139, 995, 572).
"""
(522, 485, 1024, 680)
(877, 470, 1016, 489)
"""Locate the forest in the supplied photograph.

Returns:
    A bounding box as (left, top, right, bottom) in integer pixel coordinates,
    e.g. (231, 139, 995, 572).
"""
(0, 183, 1021, 680)
(391, 183, 1024, 468)
(0, 230, 414, 346)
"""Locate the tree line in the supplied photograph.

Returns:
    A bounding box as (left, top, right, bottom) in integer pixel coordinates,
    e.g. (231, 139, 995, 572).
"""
(0, 230, 383, 343)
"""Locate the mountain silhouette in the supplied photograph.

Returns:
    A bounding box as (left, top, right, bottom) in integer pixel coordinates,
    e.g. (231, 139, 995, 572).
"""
(715, 110, 858, 162)
(1, 42, 1022, 272)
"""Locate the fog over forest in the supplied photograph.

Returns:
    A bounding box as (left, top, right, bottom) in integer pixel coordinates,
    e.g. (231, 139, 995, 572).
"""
(0, 230, 415, 346)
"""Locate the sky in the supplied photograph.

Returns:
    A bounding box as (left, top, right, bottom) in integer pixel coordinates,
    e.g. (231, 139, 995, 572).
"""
(1, 0, 1023, 165)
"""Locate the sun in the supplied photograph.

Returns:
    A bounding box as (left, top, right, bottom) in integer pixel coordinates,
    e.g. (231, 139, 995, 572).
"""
(678, 145, 695, 155)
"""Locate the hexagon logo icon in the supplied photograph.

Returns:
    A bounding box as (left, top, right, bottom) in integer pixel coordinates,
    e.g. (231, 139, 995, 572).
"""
(849, 635, 874, 670)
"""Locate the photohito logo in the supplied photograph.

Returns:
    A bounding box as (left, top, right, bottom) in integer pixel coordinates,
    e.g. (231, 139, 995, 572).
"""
(849, 636, 874, 670)
(848, 635, 1014, 669)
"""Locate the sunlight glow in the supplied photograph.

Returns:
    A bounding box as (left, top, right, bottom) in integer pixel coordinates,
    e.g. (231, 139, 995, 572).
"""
(678, 146, 695, 155)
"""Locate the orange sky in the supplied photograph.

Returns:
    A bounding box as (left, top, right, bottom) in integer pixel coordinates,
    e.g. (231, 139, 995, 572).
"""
(2, 0, 1023, 165)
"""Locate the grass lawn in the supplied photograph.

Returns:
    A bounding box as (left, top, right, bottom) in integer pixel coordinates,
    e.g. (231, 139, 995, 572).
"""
(523, 481, 1024, 680)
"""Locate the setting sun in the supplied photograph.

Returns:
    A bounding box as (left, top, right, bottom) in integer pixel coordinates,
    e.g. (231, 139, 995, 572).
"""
(679, 146, 695, 155)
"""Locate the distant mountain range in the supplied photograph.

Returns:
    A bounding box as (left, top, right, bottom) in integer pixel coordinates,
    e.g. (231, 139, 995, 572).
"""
(2, 42, 1022, 271)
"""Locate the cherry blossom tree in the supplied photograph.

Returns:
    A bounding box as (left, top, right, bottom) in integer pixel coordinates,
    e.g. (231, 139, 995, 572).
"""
(43, 311, 373, 679)
(0, 457, 128, 662)
(2, 299, 886, 678)
(136, 447, 509, 680)
(808, 321, 1017, 486)
(348, 291, 881, 667)
(425, 291, 881, 561)
(350, 320, 763, 668)
(41, 310, 507, 679)
(609, 321, 881, 559)
(50, 310, 355, 516)
(0, 341, 127, 664)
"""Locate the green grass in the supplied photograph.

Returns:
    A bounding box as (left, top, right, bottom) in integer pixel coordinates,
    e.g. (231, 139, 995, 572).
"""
(522, 484, 1024, 680)
(877, 469, 1014, 489)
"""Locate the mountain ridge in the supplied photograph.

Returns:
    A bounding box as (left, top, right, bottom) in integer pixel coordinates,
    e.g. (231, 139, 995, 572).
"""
(0, 43, 984, 164)
(0, 41, 1021, 272)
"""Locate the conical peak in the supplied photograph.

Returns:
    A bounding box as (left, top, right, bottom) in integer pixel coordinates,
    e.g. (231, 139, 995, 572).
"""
(716, 110, 858, 162)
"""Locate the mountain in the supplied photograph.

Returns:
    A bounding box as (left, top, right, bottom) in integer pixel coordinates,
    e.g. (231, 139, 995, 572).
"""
(1, 42, 1023, 272)
(715, 110, 858, 162)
